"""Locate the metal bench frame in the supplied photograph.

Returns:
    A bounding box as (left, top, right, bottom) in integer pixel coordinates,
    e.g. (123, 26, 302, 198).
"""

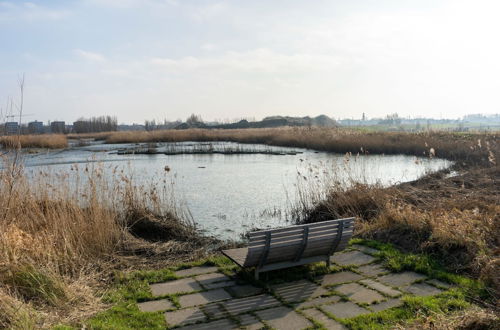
(222, 217, 354, 280)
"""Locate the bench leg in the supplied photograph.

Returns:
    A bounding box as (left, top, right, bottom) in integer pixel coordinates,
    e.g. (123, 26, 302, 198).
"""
(326, 257, 331, 269)
(254, 268, 259, 281)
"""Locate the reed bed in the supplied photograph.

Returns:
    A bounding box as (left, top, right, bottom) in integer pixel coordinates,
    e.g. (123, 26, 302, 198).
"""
(0, 134, 68, 149)
(295, 159, 499, 297)
(96, 128, 499, 164)
(0, 157, 210, 328)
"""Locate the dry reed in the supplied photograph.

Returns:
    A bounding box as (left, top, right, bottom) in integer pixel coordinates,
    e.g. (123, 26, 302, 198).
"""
(0, 134, 68, 149)
(77, 127, 500, 165)
(0, 156, 208, 327)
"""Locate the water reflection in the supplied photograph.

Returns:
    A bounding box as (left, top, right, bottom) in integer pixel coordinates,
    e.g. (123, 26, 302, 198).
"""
(19, 142, 452, 239)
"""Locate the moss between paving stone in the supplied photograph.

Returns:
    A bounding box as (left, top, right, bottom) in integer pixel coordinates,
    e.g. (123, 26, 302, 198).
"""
(56, 240, 489, 329)
(342, 289, 470, 329)
(350, 239, 488, 299)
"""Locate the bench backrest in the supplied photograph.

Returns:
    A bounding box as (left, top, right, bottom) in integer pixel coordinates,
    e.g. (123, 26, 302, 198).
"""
(243, 217, 355, 267)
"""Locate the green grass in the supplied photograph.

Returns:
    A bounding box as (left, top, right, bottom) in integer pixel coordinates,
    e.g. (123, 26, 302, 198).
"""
(7, 264, 67, 307)
(350, 238, 487, 298)
(57, 240, 487, 329)
(76, 256, 235, 329)
(342, 289, 470, 329)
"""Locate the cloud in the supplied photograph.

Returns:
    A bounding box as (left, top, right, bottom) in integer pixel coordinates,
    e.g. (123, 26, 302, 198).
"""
(187, 2, 228, 22)
(74, 49, 106, 62)
(200, 43, 217, 51)
(150, 48, 341, 75)
(83, 0, 177, 9)
(0, 2, 70, 22)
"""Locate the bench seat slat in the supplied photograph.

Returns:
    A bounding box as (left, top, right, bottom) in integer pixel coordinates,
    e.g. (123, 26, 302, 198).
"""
(249, 230, 353, 250)
(248, 223, 354, 247)
(248, 218, 354, 238)
(249, 226, 354, 247)
(221, 247, 248, 267)
(249, 221, 348, 240)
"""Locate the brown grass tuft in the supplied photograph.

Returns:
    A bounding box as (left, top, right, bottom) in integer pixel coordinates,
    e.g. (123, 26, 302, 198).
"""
(402, 306, 500, 330)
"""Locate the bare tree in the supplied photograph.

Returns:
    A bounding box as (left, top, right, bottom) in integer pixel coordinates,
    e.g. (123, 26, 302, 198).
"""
(186, 114, 203, 126)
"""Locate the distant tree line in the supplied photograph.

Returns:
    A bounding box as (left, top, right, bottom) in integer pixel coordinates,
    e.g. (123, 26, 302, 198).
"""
(73, 116, 117, 133)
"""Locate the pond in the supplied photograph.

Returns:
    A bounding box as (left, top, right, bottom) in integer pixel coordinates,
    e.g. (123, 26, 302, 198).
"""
(20, 141, 452, 240)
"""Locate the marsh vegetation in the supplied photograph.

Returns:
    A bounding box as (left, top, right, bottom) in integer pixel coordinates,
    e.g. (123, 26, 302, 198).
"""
(0, 127, 498, 328)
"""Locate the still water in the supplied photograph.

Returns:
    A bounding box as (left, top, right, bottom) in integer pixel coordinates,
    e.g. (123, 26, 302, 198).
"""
(21, 142, 452, 239)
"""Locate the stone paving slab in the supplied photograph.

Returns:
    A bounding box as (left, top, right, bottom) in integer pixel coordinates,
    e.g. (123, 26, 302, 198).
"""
(321, 301, 370, 319)
(334, 282, 384, 304)
(151, 278, 202, 296)
(370, 298, 403, 312)
(200, 303, 228, 319)
(302, 308, 347, 329)
(331, 250, 376, 266)
(222, 294, 281, 316)
(318, 271, 364, 286)
(255, 306, 312, 330)
(195, 272, 230, 286)
(179, 288, 232, 307)
(377, 271, 426, 288)
(357, 264, 389, 277)
(202, 280, 236, 290)
(352, 244, 380, 255)
(426, 279, 452, 289)
(175, 266, 219, 277)
(294, 295, 341, 309)
(271, 279, 329, 303)
(225, 284, 263, 298)
(137, 299, 174, 312)
(238, 313, 265, 330)
(176, 318, 237, 330)
(360, 279, 402, 297)
(404, 283, 443, 297)
(164, 307, 206, 327)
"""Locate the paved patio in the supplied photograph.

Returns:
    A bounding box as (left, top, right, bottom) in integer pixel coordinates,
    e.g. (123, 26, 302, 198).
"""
(137, 244, 448, 329)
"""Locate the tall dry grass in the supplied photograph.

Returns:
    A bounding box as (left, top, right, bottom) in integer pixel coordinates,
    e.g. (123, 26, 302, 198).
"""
(85, 127, 499, 165)
(296, 159, 499, 296)
(0, 156, 207, 328)
(0, 134, 68, 149)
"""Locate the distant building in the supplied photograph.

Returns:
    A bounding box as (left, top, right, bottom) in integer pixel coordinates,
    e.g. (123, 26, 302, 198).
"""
(28, 120, 44, 134)
(50, 121, 65, 134)
(5, 122, 19, 135)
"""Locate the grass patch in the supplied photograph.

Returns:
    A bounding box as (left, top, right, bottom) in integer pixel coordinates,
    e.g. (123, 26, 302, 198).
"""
(351, 238, 488, 298)
(317, 240, 488, 329)
(87, 304, 166, 330)
(344, 290, 471, 329)
(79, 257, 233, 329)
(5, 264, 67, 306)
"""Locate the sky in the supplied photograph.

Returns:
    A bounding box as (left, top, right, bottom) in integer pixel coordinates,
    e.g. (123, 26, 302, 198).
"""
(1, 0, 499, 124)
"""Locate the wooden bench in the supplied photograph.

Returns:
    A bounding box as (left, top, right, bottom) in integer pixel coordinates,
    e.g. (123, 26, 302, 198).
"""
(222, 217, 355, 280)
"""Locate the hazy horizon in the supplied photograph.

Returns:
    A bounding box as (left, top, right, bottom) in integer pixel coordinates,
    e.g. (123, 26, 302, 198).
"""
(1, 0, 500, 123)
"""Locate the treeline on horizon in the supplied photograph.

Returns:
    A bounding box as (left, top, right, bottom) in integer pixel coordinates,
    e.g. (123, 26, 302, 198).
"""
(73, 115, 117, 134)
